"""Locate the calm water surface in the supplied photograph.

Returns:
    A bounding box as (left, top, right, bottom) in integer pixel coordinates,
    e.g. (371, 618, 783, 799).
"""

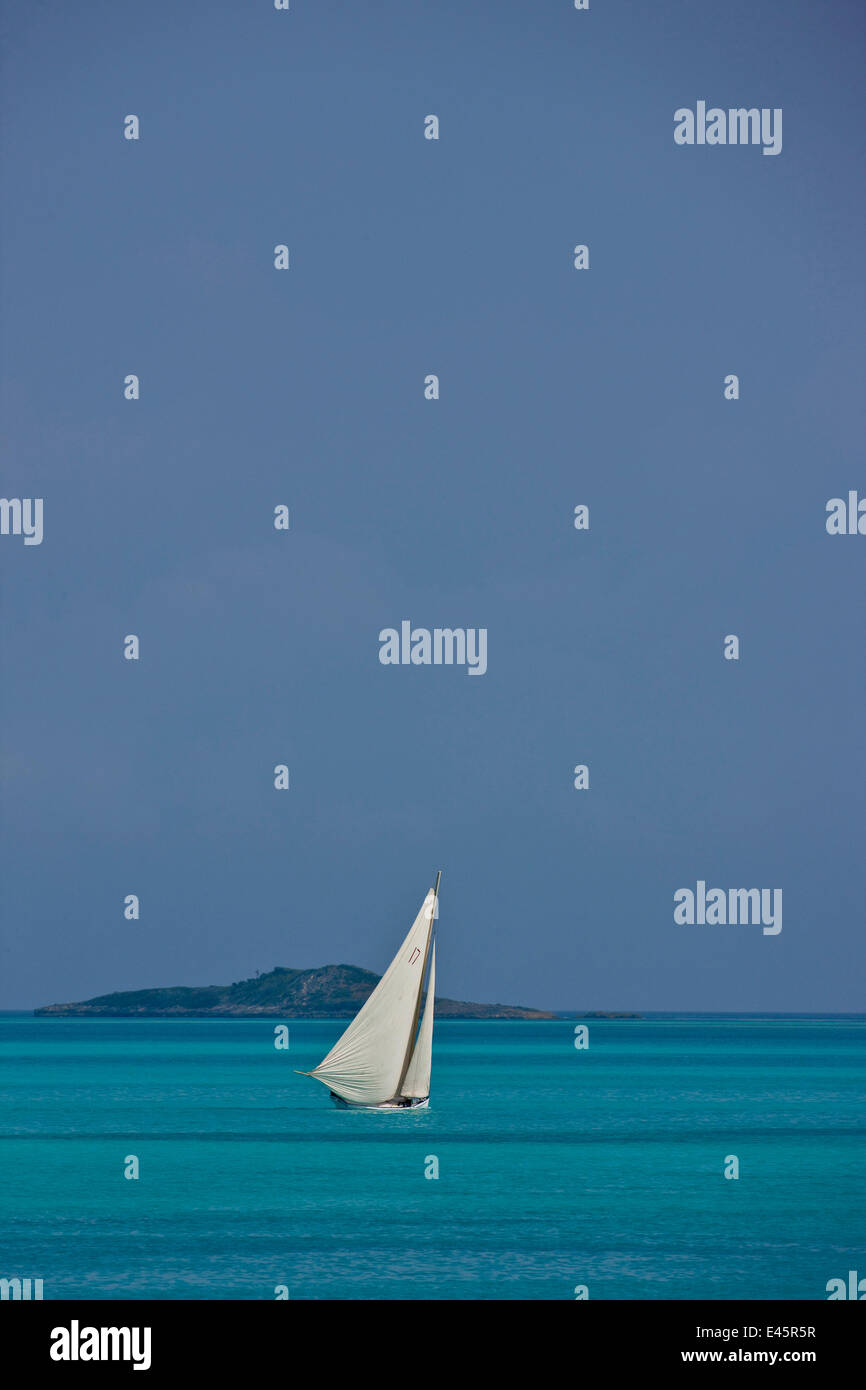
(1, 1014, 863, 1299)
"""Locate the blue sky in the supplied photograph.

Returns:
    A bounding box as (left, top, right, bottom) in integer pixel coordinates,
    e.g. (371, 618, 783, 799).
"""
(1, 0, 864, 1010)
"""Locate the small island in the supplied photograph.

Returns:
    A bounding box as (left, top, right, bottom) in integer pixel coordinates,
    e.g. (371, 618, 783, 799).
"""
(34, 963, 558, 1021)
(572, 1011, 642, 1019)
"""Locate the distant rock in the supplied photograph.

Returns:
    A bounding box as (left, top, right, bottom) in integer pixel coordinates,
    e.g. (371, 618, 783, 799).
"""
(571, 1011, 642, 1019)
(34, 963, 557, 1021)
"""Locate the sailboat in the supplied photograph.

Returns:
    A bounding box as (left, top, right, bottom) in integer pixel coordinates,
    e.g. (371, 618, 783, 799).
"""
(296, 873, 440, 1111)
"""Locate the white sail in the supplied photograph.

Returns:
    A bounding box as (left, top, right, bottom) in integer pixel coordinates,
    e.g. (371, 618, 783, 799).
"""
(308, 888, 436, 1105)
(401, 941, 435, 1099)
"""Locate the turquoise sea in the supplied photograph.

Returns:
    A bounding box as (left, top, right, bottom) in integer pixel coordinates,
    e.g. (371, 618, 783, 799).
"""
(0, 1014, 863, 1300)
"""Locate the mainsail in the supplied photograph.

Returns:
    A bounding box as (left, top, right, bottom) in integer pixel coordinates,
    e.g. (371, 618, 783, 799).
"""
(401, 941, 436, 1099)
(306, 882, 438, 1105)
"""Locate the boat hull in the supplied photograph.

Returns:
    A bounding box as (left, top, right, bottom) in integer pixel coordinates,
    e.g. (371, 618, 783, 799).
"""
(330, 1093, 429, 1111)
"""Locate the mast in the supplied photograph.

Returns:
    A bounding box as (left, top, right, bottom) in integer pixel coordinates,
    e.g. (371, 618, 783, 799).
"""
(402, 940, 436, 1098)
(395, 871, 440, 1099)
